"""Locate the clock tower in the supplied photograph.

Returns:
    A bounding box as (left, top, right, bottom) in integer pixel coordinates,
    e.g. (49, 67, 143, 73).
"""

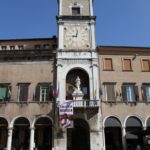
(57, 0, 96, 50)
(56, 0, 104, 150)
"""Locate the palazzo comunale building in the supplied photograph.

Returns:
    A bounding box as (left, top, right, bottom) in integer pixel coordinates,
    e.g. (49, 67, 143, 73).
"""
(0, 0, 150, 150)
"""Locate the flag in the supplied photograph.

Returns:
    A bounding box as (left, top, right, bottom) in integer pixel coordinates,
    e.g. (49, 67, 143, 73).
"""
(56, 82, 59, 98)
(141, 87, 145, 100)
(94, 89, 97, 100)
(116, 87, 122, 97)
(7, 86, 11, 100)
(99, 88, 103, 96)
(52, 88, 56, 98)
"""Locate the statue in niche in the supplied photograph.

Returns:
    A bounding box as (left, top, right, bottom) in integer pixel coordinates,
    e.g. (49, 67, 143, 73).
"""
(75, 76, 81, 91)
(72, 76, 84, 100)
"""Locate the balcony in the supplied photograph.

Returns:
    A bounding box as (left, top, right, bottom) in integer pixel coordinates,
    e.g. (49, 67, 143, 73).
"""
(58, 100, 99, 108)
(73, 100, 99, 108)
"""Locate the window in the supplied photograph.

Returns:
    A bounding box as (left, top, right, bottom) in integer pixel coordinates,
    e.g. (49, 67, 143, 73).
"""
(103, 58, 113, 71)
(1, 46, 7, 50)
(122, 84, 139, 102)
(10, 46, 15, 50)
(34, 83, 53, 102)
(0, 84, 11, 101)
(34, 45, 41, 49)
(141, 59, 150, 71)
(18, 45, 24, 50)
(104, 83, 116, 101)
(43, 44, 50, 49)
(123, 59, 132, 71)
(52, 44, 57, 49)
(72, 7, 80, 15)
(18, 83, 29, 102)
(141, 84, 150, 101)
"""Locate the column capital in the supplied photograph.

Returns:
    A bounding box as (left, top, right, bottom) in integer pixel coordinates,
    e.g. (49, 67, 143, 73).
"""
(30, 127, 35, 130)
(122, 126, 126, 129)
(8, 127, 13, 130)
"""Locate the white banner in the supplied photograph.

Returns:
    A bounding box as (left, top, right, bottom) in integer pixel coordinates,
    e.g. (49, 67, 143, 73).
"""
(59, 100, 74, 128)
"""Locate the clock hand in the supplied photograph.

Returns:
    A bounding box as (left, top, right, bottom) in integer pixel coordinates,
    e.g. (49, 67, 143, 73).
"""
(76, 30, 78, 37)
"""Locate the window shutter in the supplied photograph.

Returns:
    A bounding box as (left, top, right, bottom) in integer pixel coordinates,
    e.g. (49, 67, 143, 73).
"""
(141, 86, 147, 101)
(134, 86, 139, 101)
(106, 84, 115, 101)
(23, 85, 28, 101)
(104, 58, 113, 70)
(35, 85, 40, 101)
(19, 84, 28, 102)
(123, 59, 132, 71)
(0, 87, 7, 101)
(122, 85, 127, 101)
(47, 85, 51, 101)
(142, 60, 150, 71)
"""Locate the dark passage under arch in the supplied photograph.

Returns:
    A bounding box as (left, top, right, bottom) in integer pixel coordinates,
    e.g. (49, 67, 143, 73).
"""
(67, 119, 90, 150)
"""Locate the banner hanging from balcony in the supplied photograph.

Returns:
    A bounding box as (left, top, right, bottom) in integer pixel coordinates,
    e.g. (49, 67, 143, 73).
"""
(59, 100, 74, 128)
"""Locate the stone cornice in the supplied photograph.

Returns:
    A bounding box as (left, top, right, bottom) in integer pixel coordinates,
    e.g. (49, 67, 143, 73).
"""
(56, 15, 96, 21)
(97, 46, 150, 56)
(0, 49, 55, 61)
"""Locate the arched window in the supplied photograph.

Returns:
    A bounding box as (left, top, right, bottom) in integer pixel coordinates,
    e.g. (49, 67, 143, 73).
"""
(66, 69, 89, 100)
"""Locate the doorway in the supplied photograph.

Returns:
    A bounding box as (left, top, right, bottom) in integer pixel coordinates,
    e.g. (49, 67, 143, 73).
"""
(12, 117, 30, 150)
(34, 117, 52, 150)
(67, 119, 90, 150)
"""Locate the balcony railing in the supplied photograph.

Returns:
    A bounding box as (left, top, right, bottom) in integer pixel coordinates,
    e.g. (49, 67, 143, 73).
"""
(58, 100, 99, 108)
(73, 100, 99, 107)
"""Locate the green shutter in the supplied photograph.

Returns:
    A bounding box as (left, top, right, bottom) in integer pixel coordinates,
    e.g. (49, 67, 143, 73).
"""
(0, 87, 6, 100)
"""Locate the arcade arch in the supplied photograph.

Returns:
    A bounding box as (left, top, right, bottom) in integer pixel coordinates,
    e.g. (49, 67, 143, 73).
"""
(125, 116, 143, 150)
(0, 117, 8, 148)
(104, 116, 123, 150)
(34, 117, 52, 150)
(11, 117, 30, 150)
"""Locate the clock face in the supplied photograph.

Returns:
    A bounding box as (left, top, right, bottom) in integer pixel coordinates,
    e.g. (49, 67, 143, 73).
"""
(64, 25, 90, 49)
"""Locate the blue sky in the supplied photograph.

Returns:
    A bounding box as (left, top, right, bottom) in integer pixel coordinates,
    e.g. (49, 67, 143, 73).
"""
(0, 0, 150, 47)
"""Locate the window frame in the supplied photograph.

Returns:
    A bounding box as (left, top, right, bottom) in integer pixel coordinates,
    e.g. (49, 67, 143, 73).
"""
(39, 84, 51, 102)
(141, 83, 150, 102)
(18, 83, 30, 102)
(35, 83, 53, 102)
(1, 46, 7, 51)
(72, 7, 81, 15)
(104, 82, 116, 102)
(122, 58, 132, 72)
(0, 83, 11, 101)
(122, 83, 138, 102)
(103, 58, 114, 71)
(141, 59, 150, 72)
(43, 44, 50, 49)
(34, 45, 41, 49)
(10, 46, 15, 50)
(18, 45, 24, 50)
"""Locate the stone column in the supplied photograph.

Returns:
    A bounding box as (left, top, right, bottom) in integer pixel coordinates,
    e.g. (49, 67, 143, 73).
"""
(7, 128, 13, 150)
(90, 130, 104, 150)
(54, 129, 67, 150)
(122, 126, 127, 150)
(30, 127, 35, 150)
